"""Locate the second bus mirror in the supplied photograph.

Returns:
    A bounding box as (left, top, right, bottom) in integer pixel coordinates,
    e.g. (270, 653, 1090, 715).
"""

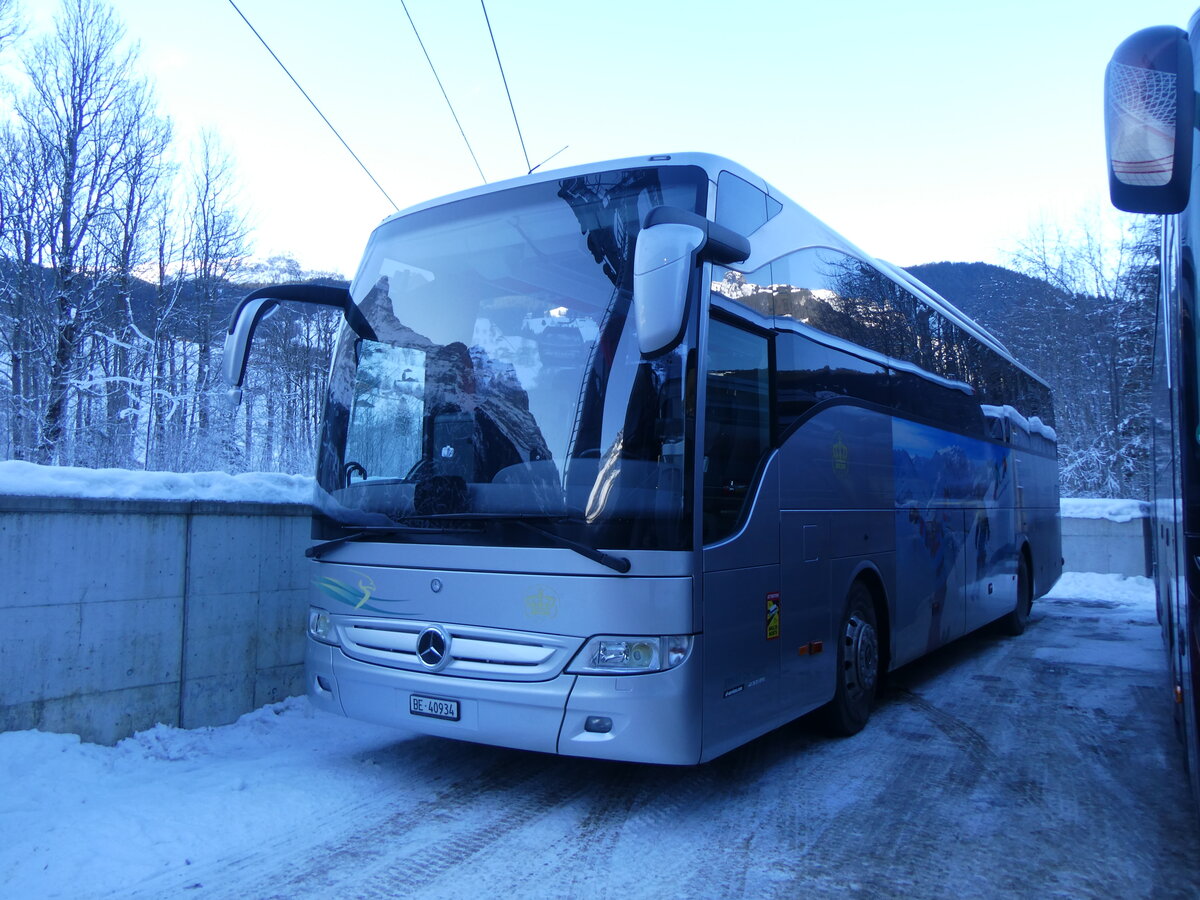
(1105, 25, 1194, 214)
(632, 222, 707, 356)
(632, 207, 752, 356)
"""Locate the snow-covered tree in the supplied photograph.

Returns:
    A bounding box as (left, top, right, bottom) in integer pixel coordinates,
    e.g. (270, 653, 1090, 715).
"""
(0, 0, 343, 476)
(8, 0, 158, 462)
(1008, 216, 1158, 497)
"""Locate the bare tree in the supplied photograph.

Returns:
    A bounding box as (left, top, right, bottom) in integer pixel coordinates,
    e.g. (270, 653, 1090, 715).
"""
(182, 131, 250, 468)
(0, 0, 337, 475)
(85, 85, 173, 465)
(12, 0, 155, 462)
(0, 0, 23, 54)
(0, 118, 54, 458)
(136, 193, 189, 470)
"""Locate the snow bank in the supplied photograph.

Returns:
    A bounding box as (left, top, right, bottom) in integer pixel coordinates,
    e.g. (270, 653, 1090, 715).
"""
(1060, 497, 1148, 523)
(0, 698, 406, 898)
(0, 461, 315, 505)
(1045, 571, 1155, 608)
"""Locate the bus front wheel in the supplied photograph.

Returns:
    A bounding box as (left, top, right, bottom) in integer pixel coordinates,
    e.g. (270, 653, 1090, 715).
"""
(823, 582, 880, 736)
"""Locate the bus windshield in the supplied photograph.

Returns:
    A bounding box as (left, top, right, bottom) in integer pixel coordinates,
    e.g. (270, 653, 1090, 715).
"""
(314, 165, 708, 551)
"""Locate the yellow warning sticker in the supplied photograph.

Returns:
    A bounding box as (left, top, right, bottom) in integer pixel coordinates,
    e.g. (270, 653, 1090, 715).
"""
(766, 591, 781, 640)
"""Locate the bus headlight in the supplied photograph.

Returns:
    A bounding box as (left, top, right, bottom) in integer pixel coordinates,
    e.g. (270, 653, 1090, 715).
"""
(567, 635, 693, 674)
(307, 607, 338, 645)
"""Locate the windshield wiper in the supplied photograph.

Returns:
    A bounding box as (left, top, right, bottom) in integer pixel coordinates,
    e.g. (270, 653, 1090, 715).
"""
(305, 523, 476, 559)
(410, 513, 632, 573)
(512, 519, 632, 573)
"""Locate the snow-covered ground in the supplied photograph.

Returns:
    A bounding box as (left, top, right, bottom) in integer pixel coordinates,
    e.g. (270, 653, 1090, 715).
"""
(3, 572, 1197, 900)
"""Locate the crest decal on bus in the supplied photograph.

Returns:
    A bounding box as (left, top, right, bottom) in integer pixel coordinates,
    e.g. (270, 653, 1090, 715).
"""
(525, 588, 559, 618)
(833, 434, 849, 471)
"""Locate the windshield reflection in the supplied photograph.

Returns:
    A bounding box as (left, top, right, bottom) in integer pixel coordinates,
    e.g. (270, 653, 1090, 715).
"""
(314, 166, 707, 552)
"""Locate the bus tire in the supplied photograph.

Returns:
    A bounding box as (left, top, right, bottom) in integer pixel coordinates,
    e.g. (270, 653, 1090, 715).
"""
(823, 581, 880, 736)
(999, 551, 1033, 636)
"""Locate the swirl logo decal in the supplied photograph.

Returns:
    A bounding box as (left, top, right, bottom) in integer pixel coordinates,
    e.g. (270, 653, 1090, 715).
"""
(313, 574, 420, 616)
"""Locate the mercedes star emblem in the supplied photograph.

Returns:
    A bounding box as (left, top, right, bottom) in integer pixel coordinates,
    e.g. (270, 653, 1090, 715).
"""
(416, 625, 450, 670)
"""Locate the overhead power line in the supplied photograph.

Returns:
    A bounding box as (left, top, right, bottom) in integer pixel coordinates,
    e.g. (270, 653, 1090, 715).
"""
(480, 1, 532, 175)
(225, 0, 399, 211)
(400, 0, 488, 184)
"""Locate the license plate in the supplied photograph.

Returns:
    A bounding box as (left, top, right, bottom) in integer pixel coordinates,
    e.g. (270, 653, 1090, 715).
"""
(410, 694, 460, 721)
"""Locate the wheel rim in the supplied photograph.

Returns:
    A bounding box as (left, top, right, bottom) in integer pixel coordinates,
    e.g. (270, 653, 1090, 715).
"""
(843, 613, 879, 699)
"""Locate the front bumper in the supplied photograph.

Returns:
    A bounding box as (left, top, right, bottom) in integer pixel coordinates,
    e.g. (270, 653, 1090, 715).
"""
(307, 637, 703, 764)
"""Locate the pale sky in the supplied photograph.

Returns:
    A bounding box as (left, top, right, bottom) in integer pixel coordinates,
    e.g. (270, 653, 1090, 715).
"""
(18, 1, 1200, 276)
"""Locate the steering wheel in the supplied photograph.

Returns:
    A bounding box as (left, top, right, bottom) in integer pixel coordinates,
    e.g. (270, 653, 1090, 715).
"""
(403, 458, 435, 482)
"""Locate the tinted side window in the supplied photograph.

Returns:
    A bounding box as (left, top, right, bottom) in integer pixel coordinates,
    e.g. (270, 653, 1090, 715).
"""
(711, 264, 775, 319)
(892, 369, 986, 439)
(712, 248, 893, 356)
(703, 318, 771, 543)
(771, 249, 892, 357)
(710, 247, 1055, 435)
(715, 171, 782, 237)
(776, 331, 888, 434)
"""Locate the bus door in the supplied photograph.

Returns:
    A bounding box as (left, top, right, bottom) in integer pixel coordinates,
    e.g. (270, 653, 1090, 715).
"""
(699, 316, 782, 753)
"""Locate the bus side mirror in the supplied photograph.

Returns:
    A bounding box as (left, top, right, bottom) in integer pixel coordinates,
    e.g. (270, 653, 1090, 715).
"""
(1105, 25, 1194, 214)
(633, 222, 706, 356)
(632, 207, 750, 356)
(222, 283, 362, 404)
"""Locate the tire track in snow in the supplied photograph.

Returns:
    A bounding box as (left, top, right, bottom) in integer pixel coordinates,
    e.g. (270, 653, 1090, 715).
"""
(211, 749, 583, 899)
(121, 738, 546, 899)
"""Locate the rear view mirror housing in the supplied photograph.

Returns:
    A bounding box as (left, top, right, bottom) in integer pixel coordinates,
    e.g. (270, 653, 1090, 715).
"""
(632, 207, 750, 357)
(223, 296, 279, 402)
(1105, 25, 1195, 214)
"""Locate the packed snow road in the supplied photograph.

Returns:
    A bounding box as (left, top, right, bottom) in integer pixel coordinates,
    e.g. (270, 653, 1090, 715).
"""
(3, 573, 1198, 899)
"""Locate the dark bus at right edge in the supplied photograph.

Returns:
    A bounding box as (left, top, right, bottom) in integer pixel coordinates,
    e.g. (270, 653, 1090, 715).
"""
(1105, 10, 1200, 815)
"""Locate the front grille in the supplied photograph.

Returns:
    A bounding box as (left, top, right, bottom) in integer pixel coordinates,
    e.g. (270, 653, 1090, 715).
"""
(334, 617, 580, 682)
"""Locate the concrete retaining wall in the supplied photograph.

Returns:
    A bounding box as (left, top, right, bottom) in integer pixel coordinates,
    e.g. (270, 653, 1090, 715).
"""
(0, 496, 310, 744)
(1060, 515, 1151, 577)
(0, 496, 1150, 745)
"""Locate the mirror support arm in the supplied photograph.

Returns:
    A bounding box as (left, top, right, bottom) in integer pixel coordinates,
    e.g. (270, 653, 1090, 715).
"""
(642, 206, 751, 265)
(223, 283, 375, 405)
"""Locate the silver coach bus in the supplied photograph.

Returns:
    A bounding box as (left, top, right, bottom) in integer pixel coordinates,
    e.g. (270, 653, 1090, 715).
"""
(224, 154, 1061, 764)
